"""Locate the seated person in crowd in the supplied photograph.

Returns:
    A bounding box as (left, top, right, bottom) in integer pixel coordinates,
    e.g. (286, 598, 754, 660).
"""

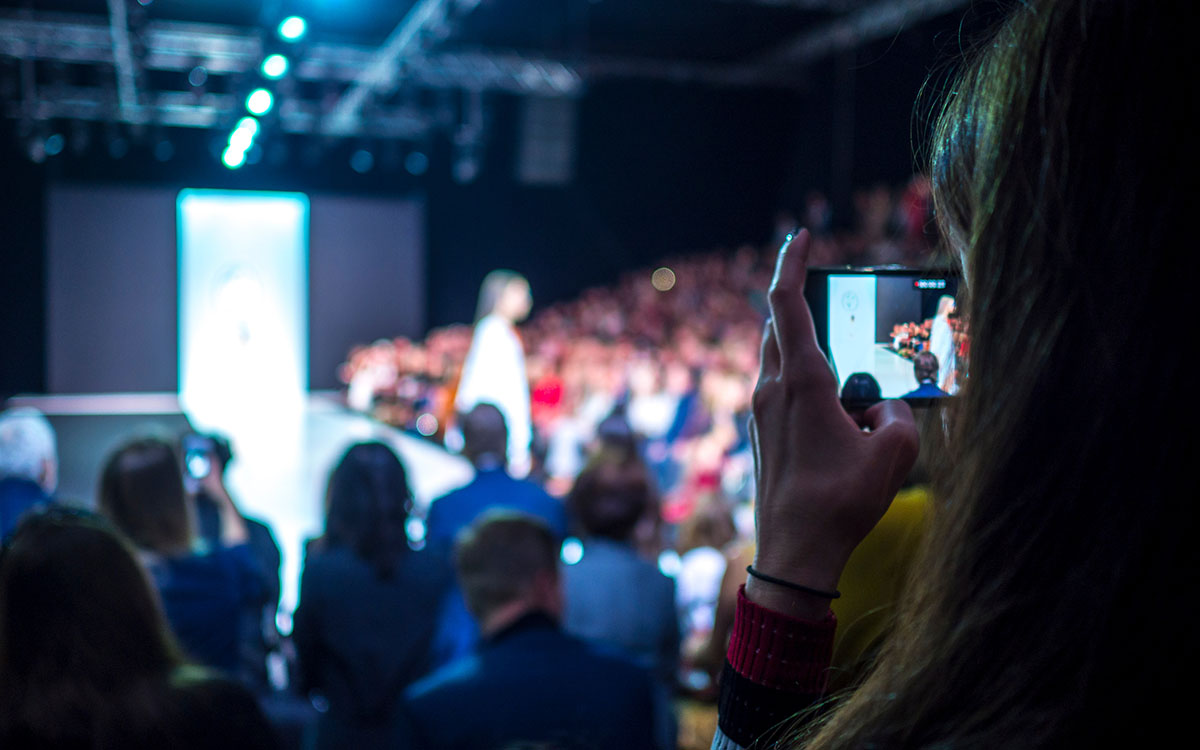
(188, 433, 284, 691)
(0, 508, 277, 748)
(426, 403, 568, 548)
(425, 403, 568, 666)
(403, 513, 657, 750)
(901, 352, 950, 400)
(562, 446, 680, 750)
(98, 436, 265, 676)
(0, 407, 57, 541)
(292, 442, 450, 750)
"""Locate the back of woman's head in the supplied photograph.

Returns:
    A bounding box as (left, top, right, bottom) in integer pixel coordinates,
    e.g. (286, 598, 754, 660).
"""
(568, 447, 654, 542)
(99, 436, 192, 556)
(324, 441, 412, 578)
(475, 270, 527, 323)
(810, 1, 1195, 747)
(0, 509, 181, 738)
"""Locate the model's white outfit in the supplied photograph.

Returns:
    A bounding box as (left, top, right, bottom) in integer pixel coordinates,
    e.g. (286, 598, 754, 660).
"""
(929, 315, 956, 393)
(456, 313, 532, 477)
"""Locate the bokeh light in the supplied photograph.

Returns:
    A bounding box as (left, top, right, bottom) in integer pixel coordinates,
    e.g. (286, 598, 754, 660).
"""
(651, 266, 676, 292)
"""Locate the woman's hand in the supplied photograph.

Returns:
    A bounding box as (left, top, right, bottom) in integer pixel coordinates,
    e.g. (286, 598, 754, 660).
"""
(747, 230, 919, 619)
(194, 460, 250, 547)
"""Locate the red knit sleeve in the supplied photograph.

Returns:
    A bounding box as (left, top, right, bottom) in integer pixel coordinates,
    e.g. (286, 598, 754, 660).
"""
(725, 584, 836, 693)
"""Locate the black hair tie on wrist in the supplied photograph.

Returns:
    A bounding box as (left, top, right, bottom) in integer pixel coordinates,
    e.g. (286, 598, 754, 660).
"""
(746, 565, 841, 599)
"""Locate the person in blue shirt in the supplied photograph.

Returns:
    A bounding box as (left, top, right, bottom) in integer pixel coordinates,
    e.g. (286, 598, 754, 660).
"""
(403, 513, 657, 750)
(901, 351, 952, 400)
(426, 403, 568, 548)
(425, 403, 569, 668)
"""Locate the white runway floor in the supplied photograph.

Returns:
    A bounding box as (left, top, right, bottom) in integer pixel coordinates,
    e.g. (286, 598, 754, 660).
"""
(836, 346, 922, 399)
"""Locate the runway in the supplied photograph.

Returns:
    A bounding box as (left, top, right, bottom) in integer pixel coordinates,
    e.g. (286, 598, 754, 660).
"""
(5, 392, 473, 628)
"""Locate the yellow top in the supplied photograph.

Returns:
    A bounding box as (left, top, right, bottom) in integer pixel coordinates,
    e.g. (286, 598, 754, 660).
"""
(828, 485, 930, 690)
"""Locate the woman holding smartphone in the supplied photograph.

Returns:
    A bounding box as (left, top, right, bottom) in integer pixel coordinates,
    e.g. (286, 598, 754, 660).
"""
(715, 2, 1194, 748)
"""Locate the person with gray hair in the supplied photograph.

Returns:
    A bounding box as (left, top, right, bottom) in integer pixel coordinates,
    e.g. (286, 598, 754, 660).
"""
(0, 407, 58, 541)
(403, 513, 657, 750)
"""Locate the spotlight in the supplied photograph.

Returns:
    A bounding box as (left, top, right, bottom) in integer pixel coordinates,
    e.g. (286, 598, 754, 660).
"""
(44, 133, 65, 157)
(222, 145, 247, 169)
(246, 88, 274, 116)
(153, 137, 174, 162)
(234, 116, 260, 138)
(188, 65, 208, 88)
(651, 267, 677, 292)
(350, 148, 375, 174)
(261, 54, 289, 80)
(278, 16, 307, 42)
(228, 128, 254, 153)
(404, 150, 429, 176)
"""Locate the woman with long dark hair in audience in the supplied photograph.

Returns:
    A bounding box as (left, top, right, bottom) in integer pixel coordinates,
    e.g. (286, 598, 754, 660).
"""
(98, 436, 264, 677)
(292, 441, 449, 750)
(714, 2, 1194, 748)
(0, 509, 276, 747)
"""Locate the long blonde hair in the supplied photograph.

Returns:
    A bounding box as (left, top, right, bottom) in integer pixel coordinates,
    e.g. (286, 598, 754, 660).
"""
(800, 2, 1195, 747)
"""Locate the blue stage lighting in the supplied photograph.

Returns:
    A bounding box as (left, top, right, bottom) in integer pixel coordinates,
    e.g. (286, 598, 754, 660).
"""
(278, 16, 307, 42)
(246, 89, 274, 116)
(262, 54, 289, 79)
(222, 146, 247, 169)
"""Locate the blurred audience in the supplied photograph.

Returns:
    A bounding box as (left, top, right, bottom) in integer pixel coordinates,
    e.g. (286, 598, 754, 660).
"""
(0, 407, 57, 541)
(0, 508, 277, 748)
(99, 436, 264, 677)
(292, 442, 450, 750)
(403, 513, 657, 750)
(341, 178, 938, 508)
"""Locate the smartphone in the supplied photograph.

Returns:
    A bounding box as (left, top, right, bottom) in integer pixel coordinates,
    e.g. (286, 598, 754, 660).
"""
(804, 266, 965, 408)
(181, 433, 215, 489)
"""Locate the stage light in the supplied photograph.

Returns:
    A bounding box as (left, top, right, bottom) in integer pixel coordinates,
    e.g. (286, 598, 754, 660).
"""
(415, 413, 438, 436)
(651, 267, 676, 292)
(188, 65, 208, 88)
(44, 133, 65, 157)
(222, 145, 247, 169)
(235, 116, 260, 138)
(228, 128, 254, 153)
(404, 150, 429, 176)
(406, 518, 427, 544)
(153, 138, 174, 162)
(261, 54, 289, 79)
(350, 148, 375, 174)
(278, 16, 307, 42)
(561, 538, 584, 565)
(246, 88, 274, 116)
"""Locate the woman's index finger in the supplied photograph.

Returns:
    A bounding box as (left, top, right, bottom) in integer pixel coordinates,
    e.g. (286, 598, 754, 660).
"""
(767, 229, 830, 383)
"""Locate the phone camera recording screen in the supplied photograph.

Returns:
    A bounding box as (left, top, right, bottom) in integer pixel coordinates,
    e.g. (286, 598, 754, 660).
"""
(186, 450, 211, 480)
(822, 271, 966, 402)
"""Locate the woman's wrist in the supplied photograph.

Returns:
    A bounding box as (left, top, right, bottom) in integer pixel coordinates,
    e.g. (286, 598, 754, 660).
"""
(744, 552, 845, 621)
(744, 572, 836, 621)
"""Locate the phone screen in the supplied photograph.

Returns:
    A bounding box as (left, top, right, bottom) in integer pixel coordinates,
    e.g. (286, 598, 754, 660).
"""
(806, 267, 965, 405)
(182, 434, 214, 480)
